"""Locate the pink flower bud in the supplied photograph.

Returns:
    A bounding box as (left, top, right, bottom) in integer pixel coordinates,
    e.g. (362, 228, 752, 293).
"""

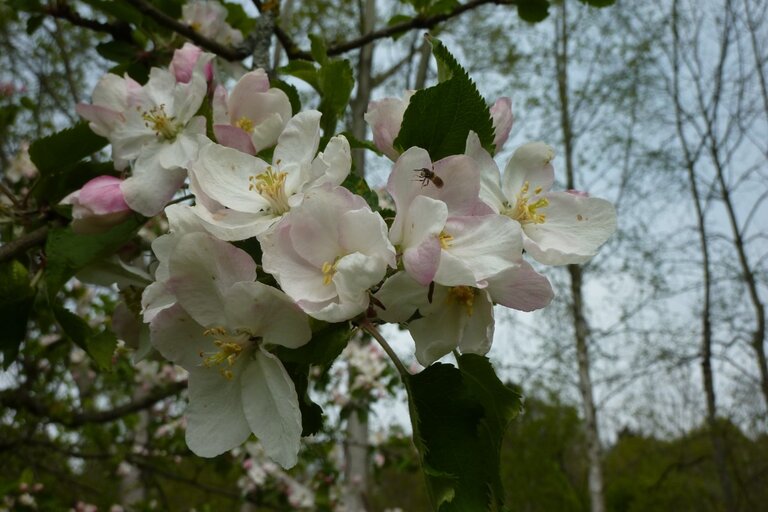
(490, 97, 514, 152)
(364, 91, 415, 161)
(61, 176, 133, 234)
(170, 43, 214, 83)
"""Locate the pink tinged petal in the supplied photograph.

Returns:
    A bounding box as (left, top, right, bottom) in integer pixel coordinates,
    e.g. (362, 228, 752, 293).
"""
(409, 287, 465, 365)
(400, 196, 448, 285)
(522, 192, 617, 266)
(120, 159, 186, 217)
(231, 84, 291, 129)
(214, 124, 257, 154)
(76, 103, 122, 137)
(77, 176, 130, 215)
(190, 142, 272, 213)
(228, 70, 271, 109)
(387, 147, 434, 243)
(404, 239, 441, 286)
(261, 222, 336, 303)
(170, 43, 203, 83)
(273, 110, 322, 169)
(373, 271, 429, 323)
(502, 142, 556, 201)
(250, 113, 288, 153)
(486, 261, 554, 311)
(185, 362, 251, 458)
(435, 214, 523, 286)
(333, 252, 387, 305)
(465, 131, 506, 213)
(168, 232, 257, 326)
(212, 84, 229, 124)
(149, 304, 209, 369)
(241, 349, 303, 468)
(364, 94, 410, 160)
(456, 290, 494, 356)
(431, 155, 493, 216)
(224, 282, 311, 349)
(309, 135, 352, 188)
(490, 97, 514, 152)
(191, 203, 278, 241)
(338, 208, 396, 268)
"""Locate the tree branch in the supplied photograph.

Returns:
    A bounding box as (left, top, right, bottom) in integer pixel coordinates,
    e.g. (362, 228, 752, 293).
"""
(123, 0, 251, 61)
(0, 224, 49, 263)
(42, 1, 133, 43)
(0, 380, 187, 427)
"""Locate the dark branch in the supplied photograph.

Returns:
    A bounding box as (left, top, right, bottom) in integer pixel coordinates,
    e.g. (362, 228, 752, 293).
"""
(123, 0, 251, 61)
(42, 1, 133, 43)
(0, 224, 49, 263)
(0, 380, 187, 427)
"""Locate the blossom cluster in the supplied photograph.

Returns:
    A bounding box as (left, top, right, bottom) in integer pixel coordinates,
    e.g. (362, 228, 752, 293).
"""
(72, 29, 615, 466)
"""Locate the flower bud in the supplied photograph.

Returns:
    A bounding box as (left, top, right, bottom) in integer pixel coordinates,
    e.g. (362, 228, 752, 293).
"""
(170, 43, 214, 84)
(61, 176, 133, 234)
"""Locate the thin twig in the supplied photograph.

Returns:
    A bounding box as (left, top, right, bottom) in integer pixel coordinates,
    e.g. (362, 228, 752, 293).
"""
(0, 224, 49, 263)
(360, 320, 411, 380)
(42, 1, 133, 43)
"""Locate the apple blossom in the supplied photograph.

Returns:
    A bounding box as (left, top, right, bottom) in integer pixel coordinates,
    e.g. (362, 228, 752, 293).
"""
(189, 110, 351, 240)
(60, 175, 133, 234)
(111, 67, 208, 216)
(181, 0, 244, 46)
(490, 97, 514, 151)
(169, 43, 214, 83)
(261, 185, 396, 322)
(212, 69, 292, 155)
(149, 231, 311, 465)
(466, 133, 617, 265)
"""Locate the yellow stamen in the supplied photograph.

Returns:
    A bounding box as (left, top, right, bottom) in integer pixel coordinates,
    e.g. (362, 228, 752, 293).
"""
(447, 286, 476, 316)
(439, 231, 454, 249)
(248, 166, 290, 214)
(141, 104, 179, 140)
(199, 327, 250, 380)
(236, 116, 254, 133)
(505, 181, 549, 224)
(322, 260, 338, 286)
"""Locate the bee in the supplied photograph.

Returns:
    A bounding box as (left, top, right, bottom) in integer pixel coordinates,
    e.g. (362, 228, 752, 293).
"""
(414, 167, 444, 189)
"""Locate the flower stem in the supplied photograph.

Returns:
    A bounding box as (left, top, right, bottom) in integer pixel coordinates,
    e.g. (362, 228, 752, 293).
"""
(360, 321, 411, 381)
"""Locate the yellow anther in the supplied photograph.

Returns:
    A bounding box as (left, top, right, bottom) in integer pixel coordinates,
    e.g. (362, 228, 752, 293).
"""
(141, 104, 179, 140)
(447, 286, 476, 317)
(505, 181, 549, 224)
(322, 260, 337, 286)
(236, 116, 254, 133)
(439, 231, 454, 249)
(248, 166, 290, 214)
(199, 328, 250, 378)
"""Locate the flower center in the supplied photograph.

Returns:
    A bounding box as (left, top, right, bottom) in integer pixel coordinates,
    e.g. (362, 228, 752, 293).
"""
(236, 116, 254, 133)
(447, 286, 476, 316)
(248, 165, 290, 215)
(322, 258, 340, 286)
(199, 327, 251, 380)
(141, 104, 180, 140)
(504, 181, 549, 224)
(439, 231, 454, 249)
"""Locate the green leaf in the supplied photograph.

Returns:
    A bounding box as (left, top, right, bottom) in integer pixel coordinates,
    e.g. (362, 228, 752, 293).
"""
(517, 0, 550, 22)
(25, 15, 44, 34)
(270, 78, 302, 116)
(309, 34, 329, 65)
(406, 355, 522, 511)
(278, 61, 320, 91)
(222, 1, 257, 34)
(274, 321, 351, 368)
(33, 161, 115, 204)
(0, 261, 35, 368)
(394, 38, 494, 160)
(53, 306, 116, 370)
(45, 215, 145, 299)
(81, 0, 144, 25)
(28, 122, 108, 176)
(317, 59, 354, 135)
